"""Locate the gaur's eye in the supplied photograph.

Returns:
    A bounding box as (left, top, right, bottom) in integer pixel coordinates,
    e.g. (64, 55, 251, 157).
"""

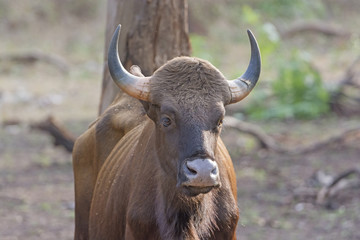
(213, 118, 223, 133)
(217, 118, 223, 127)
(161, 117, 172, 127)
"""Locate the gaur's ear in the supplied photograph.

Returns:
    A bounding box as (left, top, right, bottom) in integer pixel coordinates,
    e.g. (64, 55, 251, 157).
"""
(129, 65, 145, 77)
(140, 100, 151, 112)
(130, 66, 158, 120)
(140, 101, 158, 121)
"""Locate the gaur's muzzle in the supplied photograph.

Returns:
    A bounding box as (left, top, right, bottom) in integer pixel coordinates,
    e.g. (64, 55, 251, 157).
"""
(179, 158, 220, 196)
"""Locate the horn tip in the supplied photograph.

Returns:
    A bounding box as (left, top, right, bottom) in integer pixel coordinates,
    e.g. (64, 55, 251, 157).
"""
(246, 29, 255, 39)
(115, 24, 121, 33)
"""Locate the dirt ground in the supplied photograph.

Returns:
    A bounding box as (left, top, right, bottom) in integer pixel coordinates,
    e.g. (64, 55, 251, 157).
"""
(228, 122, 360, 240)
(1, 1, 360, 240)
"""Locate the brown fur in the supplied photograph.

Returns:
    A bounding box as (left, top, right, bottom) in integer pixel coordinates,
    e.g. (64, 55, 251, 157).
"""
(150, 57, 231, 107)
(72, 94, 146, 240)
(73, 56, 239, 240)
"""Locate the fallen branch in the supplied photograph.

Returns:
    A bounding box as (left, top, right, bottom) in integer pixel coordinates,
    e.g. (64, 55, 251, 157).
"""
(30, 116, 76, 153)
(290, 126, 360, 155)
(291, 169, 360, 209)
(224, 116, 284, 152)
(0, 51, 70, 74)
(316, 168, 360, 205)
(279, 21, 351, 39)
(224, 116, 360, 155)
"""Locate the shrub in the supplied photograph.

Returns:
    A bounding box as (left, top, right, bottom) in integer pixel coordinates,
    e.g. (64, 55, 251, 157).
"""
(246, 51, 330, 119)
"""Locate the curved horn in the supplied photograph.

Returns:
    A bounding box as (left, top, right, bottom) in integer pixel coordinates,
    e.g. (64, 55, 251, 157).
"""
(227, 29, 261, 104)
(108, 24, 151, 101)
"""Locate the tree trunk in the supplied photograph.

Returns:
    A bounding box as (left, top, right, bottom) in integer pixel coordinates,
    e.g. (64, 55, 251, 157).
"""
(98, 0, 191, 115)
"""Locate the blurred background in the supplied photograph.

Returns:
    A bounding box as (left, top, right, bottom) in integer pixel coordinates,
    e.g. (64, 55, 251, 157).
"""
(1, 0, 360, 239)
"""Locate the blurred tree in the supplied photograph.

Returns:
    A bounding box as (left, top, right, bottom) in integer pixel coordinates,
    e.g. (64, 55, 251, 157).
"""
(98, 0, 191, 114)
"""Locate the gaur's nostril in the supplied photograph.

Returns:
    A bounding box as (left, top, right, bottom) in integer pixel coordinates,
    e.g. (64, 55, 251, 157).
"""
(186, 162, 198, 175)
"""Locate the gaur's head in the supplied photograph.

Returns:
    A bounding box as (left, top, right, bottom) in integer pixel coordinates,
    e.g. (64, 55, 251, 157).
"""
(108, 25, 261, 197)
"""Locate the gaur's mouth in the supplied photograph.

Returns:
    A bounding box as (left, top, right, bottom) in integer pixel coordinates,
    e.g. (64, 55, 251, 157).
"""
(182, 185, 220, 197)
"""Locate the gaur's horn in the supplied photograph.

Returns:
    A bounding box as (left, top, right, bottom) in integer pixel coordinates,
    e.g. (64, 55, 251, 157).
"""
(227, 30, 261, 104)
(108, 24, 151, 101)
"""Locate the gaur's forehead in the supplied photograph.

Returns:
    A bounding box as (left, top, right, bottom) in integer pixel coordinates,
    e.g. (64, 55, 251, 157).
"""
(160, 99, 225, 127)
(149, 57, 231, 106)
(160, 100, 225, 117)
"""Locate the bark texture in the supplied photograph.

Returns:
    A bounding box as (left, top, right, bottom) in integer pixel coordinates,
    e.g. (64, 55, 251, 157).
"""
(99, 0, 191, 114)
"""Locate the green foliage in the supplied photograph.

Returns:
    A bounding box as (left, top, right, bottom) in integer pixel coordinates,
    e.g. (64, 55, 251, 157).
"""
(246, 51, 330, 119)
(189, 3, 332, 120)
(239, 5, 330, 120)
(253, 0, 326, 19)
(242, 5, 261, 25)
(189, 34, 215, 63)
(241, 6, 280, 63)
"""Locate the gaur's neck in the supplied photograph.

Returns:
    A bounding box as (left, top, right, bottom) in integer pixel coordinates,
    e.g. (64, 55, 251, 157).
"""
(155, 177, 217, 240)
